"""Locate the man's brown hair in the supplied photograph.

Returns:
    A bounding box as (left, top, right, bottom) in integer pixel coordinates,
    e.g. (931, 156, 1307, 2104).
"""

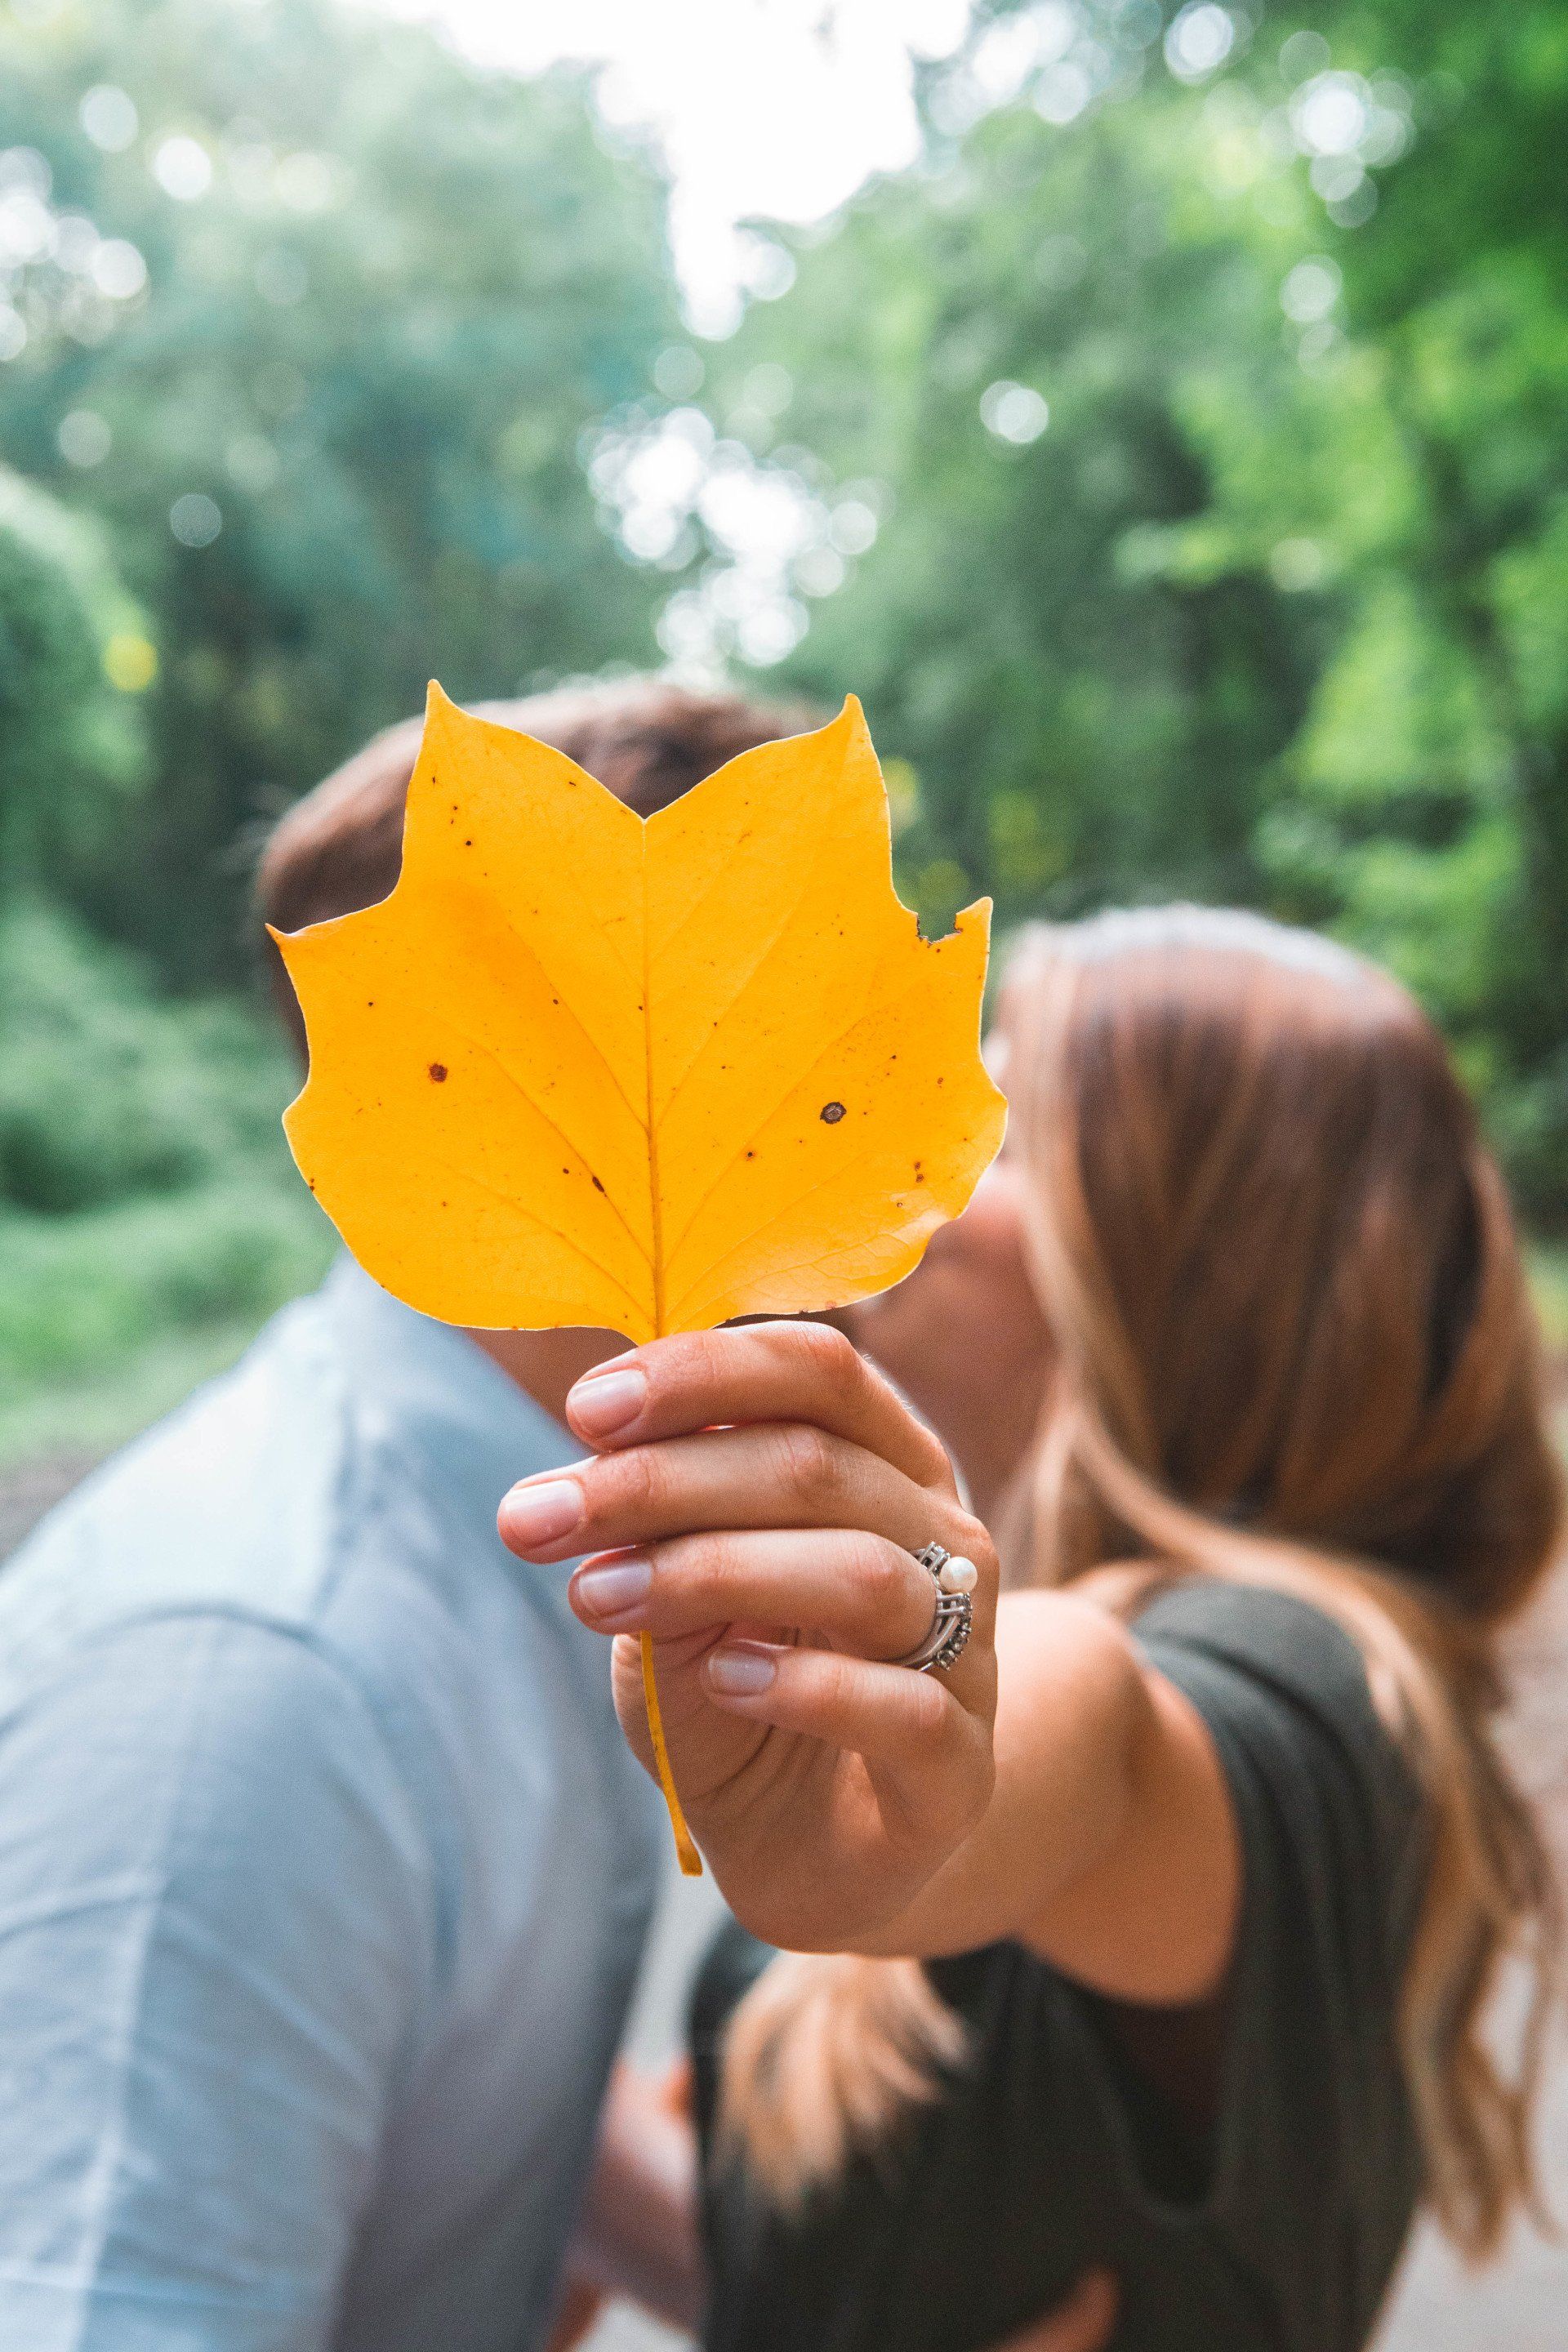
(257, 677, 814, 1056)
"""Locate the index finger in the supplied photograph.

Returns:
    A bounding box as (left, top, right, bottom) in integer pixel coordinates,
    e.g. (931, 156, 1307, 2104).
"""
(564, 1321, 953, 1490)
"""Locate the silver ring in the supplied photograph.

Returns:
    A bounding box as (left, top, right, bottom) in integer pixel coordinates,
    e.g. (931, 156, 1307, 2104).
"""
(894, 1543, 976, 1674)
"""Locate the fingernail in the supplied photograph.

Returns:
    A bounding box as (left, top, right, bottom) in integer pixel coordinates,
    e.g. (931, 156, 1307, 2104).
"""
(568, 1365, 648, 1437)
(706, 1645, 779, 1698)
(499, 1477, 583, 1548)
(572, 1556, 653, 1618)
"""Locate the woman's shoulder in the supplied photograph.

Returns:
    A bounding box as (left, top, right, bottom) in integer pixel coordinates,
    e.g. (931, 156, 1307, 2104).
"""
(1120, 1567, 1425, 1906)
(1068, 1558, 1397, 1761)
(1125, 1568, 1374, 1691)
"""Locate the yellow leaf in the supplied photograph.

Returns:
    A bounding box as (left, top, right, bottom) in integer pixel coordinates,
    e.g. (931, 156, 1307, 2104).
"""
(276, 684, 1004, 1342)
(274, 684, 1006, 1873)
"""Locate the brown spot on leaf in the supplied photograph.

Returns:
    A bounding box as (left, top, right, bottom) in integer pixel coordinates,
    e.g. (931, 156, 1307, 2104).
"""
(820, 1101, 846, 1125)
(428, 1062, 448, 1082)
(591, 1174, 605, 1194)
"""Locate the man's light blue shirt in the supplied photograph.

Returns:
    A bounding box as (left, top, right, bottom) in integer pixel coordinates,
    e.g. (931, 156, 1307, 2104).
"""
(0, 1259, 663, 2351)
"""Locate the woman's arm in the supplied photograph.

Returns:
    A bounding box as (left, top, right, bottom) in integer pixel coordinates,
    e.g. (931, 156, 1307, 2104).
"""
(499, 1321, 1236, 1998)
(852, 1590, 1239, 2004)
(551, 2061, 705, 2340)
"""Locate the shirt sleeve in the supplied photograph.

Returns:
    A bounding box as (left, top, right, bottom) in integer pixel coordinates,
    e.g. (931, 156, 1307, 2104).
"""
(0, 1610, 439, 2352)
(1127, 1581, 1425, 2284)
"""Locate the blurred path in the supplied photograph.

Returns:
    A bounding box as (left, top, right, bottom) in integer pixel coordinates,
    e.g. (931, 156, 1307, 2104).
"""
(1374, 1556, 1568, 2350)
(0, 1451, 96, 1559)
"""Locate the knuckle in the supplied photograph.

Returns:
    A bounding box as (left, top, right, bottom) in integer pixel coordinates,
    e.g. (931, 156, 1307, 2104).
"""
(610, 1445, 667, 1523)
(911, 1420, 956, 1489)
(774, 1422, 840, 1509)
(679, 1528, 739, 1603)
(676, 1327, 728, 1391)
(850, 1538, 907, 1618)
(644, 1328, 719, 1405)
(792, 1318, 859, 1395)
(904, 1670, 950, 1744)
(951, 1511, 996, 1576)
(814, 1649, 858, 1715)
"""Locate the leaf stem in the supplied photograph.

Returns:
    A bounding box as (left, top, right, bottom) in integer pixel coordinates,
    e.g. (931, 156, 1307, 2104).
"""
(641, 1630, 702, 1877)
(640, 837, 702, 1877)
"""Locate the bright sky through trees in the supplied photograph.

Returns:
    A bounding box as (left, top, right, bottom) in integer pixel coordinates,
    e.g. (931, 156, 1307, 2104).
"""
(371, 0, 975, 330)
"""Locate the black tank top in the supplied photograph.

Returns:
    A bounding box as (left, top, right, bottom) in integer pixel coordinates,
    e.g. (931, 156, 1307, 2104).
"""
(690, 1584, 1426, 2352)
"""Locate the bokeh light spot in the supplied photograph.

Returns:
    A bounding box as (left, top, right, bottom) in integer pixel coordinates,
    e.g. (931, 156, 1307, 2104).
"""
(104, 632, 159, 692)
(169, 492, 222, 548)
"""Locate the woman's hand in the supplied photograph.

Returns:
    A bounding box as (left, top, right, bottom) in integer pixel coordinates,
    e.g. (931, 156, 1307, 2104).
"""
(498, 1321, 999, 1949)
(550, 2060, 704, 2341)
(993, 2273, 1117, 2352)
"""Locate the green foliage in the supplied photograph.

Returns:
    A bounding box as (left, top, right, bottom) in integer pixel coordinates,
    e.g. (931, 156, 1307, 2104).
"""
(713, 92, 1316, 924)
(0, 466, 148, 887)
(0, 1176, 334, 1479)
(0, 901, 297, 1213)
(699, 0, 1568, 1216)
(1529, 1240, 1568, 1357)
(0, 0, 679, 981)
(0, 1174, 331, 1403)
(0, 901, 332, 1453)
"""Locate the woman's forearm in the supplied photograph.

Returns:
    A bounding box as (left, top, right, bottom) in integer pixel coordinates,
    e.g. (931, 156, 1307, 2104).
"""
(569, 2063, 706, 2330)
(842, 1593, 1147, 1955)
(846, 1592, 1240, 2006)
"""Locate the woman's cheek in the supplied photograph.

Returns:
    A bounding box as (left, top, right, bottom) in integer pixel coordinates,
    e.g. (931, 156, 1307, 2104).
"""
(854, 1165, 1041, 1428)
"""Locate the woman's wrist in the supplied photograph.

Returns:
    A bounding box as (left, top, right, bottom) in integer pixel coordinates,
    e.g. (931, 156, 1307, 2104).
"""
(831, 1593, 1146, 1959)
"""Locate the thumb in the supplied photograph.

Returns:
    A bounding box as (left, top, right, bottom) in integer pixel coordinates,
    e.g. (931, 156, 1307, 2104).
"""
(991, 2269, 1118, 2352)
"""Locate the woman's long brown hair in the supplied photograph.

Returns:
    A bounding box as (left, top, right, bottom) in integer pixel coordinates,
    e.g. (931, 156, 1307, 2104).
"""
(722, 907, 1565, 2260)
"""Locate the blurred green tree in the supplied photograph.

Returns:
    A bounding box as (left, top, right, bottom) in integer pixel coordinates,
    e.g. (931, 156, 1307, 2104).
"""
(1254, 0, 1568, 1207)
(0, 899, 292, 1214)
(699, 90, 1317, 930)
(0, 462, 149, 890)
(0, 0, 679, 982)
(684, 0, 1568, 1214)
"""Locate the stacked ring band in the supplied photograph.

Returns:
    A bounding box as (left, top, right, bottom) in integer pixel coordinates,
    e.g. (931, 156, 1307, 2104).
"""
(894, 1542, 977, 1674)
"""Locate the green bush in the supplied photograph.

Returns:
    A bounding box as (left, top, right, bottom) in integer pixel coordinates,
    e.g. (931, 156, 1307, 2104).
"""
(0, 901, 296, 1214)
(0, 1175, 333, 1404)
(0, 900, 333, 1448)
(0, 467, 148, 890)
